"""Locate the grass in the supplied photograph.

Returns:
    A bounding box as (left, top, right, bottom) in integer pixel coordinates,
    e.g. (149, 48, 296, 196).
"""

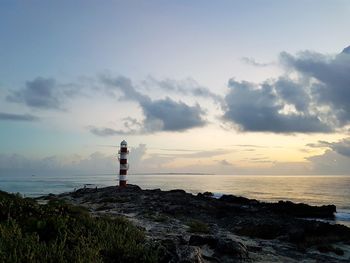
(0, 190, 159, 263)
(186, 220, 210, 234)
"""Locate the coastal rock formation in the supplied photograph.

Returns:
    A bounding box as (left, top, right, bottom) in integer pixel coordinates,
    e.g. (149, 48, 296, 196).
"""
(43, 185, 350, 262)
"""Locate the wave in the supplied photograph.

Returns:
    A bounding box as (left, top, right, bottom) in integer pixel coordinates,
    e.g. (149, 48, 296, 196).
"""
(336, 211, 350, 221)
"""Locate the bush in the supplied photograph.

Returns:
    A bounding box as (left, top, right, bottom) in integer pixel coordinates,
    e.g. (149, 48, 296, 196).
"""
(0, 190, 159, 263)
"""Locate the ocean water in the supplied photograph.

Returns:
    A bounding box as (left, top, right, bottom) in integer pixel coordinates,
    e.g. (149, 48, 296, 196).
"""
(0, 174, 349, 226)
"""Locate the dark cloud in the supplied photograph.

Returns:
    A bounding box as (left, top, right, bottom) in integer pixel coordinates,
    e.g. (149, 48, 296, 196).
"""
(224, 46, 350, 133)
(280, 48, 350, 125)
(141, 98, 205, 132)
(7, 78, 61, 109)
(94, 75, 206, 135)
(0, 112, 39, 121)
(330, 138, 350, 157)
(307, 137, 350, 158)
(6, 77, 80, 110)
(274, 77, 310, 112)
(223, 79, 331, 133)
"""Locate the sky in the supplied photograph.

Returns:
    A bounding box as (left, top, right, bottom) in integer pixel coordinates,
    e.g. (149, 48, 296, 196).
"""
(1, 0, 350, 176)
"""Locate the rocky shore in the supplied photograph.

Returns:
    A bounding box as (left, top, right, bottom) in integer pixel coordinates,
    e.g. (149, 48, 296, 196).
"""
(41, 185, 350, 262)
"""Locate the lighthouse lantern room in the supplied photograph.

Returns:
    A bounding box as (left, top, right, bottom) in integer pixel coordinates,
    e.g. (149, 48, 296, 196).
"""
(118, 140, 129, 187)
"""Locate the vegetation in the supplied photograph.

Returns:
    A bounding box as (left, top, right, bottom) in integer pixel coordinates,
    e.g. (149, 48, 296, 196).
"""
(186, 220, 210, 234)
(0, 190, 159, 263)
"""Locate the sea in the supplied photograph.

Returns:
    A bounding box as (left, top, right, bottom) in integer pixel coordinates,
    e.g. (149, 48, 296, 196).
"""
(1, 174, 349, 227)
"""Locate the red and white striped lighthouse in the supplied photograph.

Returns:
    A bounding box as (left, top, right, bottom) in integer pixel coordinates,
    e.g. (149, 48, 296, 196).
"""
(118, 140, 129, 187)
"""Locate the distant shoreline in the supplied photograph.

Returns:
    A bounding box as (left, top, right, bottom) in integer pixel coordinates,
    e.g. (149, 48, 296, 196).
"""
(132, 172, 215, 175)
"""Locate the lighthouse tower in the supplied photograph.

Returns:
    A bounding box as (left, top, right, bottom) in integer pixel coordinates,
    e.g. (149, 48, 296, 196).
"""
(118, 140, 129, 187)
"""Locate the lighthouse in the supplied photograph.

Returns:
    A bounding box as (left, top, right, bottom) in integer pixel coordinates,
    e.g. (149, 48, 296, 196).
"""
(118, 140, 129, 187)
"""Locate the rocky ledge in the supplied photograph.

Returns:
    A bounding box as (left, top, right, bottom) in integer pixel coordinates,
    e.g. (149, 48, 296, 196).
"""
(41, 185, 350, 262)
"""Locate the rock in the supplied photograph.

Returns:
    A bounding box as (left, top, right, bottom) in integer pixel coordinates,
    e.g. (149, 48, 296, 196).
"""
(177, 245, 204, 263)
(219, 194, 257, 205)
(270, 201, 336, 218)
(247, 245, 262, 252)
(189, 235, 217, 248)
(197, 192, 214, 199)
(47, 184, 350, 263)
(160, 238, 179, 260)
(215, 238, 249, 259)
(169, 189, 187, 194)
(236, 223, 283, 240)
(317, 245, 344, 256)
(297, 221, 350, 246)
(203, 191, 213, 197)
(288, 227, 305, 243)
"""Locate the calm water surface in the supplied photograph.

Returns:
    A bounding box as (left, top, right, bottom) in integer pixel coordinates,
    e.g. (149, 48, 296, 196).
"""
(1, 174, 349, 226)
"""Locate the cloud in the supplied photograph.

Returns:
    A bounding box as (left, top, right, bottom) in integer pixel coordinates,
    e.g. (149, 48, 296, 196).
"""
(329, 138, 350, 157)
(224, 46, 350, 133)
(0, 112, 39, 121)
(7, 78, 60, 109)
(6, 77, 80, 110)
(93, 75, 207, 135)
(0, 144, 154, 176)
(232, 144, 279, 148)
(304, 137, 350, 174)
(223, 79, 331, 133)
(307, 137, 350, 158)
(244, 157, 271, 163)
(218, 159, 232, 166)
(307, 150, 350, 175)
(280, 48, 350, 126)
(274, 77, 310, 112)
(342, 46, 350, 54)
(0, 152, 116, 176)
(88, 117, 142, 136)
(101, 75, 147, 103)
(145, 77, 223, 103)
(157, 149, 231, 159)
(88, 127, 132, 136)
(141, 97, 205, 132)
(241, 57, 272, 67)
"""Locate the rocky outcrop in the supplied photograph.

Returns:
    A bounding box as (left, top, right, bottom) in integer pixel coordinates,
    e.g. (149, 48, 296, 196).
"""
(43, 185, 350, 262)
(269, 200, 336, 218)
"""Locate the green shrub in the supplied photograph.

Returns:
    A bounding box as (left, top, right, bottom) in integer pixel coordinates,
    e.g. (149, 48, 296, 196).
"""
(0, 191, 159, 263)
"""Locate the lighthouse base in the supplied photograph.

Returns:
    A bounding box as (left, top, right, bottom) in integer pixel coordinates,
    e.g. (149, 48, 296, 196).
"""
(119, 180, 127, 187)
